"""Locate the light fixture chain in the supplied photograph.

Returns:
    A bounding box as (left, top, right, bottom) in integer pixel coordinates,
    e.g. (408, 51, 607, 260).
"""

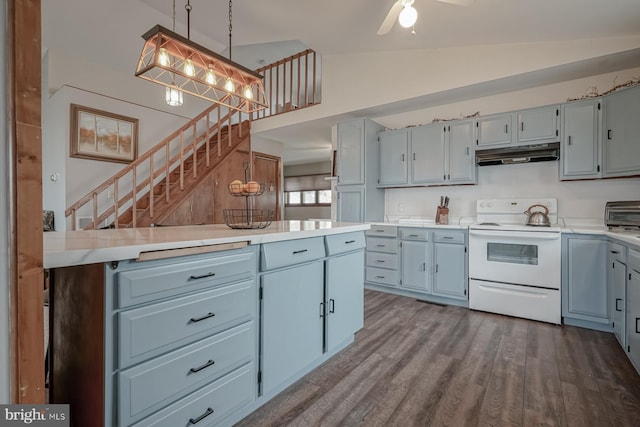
(185, 0, 192, 40)
(172, 0, 176, 31)
(228, 0, 233, 60)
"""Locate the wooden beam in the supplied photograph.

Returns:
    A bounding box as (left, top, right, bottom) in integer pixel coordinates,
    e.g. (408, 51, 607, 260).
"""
(9, 0, 45, 403)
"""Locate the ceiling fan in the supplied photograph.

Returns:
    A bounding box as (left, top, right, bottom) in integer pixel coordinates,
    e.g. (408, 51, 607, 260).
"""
(377, 0, 475, 35)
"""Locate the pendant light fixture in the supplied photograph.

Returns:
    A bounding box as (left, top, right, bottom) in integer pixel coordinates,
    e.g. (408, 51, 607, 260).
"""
(136, 0, 268, 112)
(164, 0, 183, 107)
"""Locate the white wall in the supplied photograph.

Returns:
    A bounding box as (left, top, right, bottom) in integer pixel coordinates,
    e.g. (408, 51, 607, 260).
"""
(0, 0, 10, 404)
(378, 68, 640, 222)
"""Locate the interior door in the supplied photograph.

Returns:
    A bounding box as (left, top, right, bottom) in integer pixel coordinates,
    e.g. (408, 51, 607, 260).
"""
(252, 152, 281, 221)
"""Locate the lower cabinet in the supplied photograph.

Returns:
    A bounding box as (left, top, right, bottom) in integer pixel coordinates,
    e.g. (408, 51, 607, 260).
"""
(261, 261, 324, 395)
(562, 235, 608, 326)
(401, 238, 431, 293)
(608, 242, 627, 346)
(433, 235, 467, 300)
(627, 250, 640, 371)
(364, 225, 400, 287)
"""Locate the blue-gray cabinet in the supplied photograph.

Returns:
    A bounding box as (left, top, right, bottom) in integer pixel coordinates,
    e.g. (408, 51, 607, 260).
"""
(603, 84, 640, 177)
(378, 128, 408, 186)
(516, 105, 559, 144)
(607, 241, 627, 346)
(475, 113, 513, 148)
(432, 231, 467, 300)
(560, 98, 602, 180)
(336, 118, 385, 222)
(562, 235, 608, 327)
(411, 124, 446, 185)
(365, 225, 399, 287)
(401, 239, 431, 293)
(626, 249, 640, 372)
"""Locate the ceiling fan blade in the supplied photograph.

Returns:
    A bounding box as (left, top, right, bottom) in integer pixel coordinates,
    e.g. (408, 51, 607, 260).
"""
(377, 1, 404, 35)
(435, 0, 474, 5)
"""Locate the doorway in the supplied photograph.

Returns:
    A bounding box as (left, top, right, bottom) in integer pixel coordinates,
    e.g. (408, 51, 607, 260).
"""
(252, 152, 282, 221)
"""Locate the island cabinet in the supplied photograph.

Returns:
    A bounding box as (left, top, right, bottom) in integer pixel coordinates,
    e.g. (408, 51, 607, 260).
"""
(626, 248, 640, 372)
(50, 244, 260, 427)
(608, 241, 627, 347)
(561, 234, 608, 329)
(259, 232, 366, 398)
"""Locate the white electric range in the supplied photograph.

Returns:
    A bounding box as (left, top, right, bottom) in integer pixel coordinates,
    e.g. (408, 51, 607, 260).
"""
(468, 198, 562, 324)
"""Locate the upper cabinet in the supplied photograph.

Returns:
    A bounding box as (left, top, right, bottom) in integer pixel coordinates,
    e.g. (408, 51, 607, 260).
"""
(516, 105, 560, 144)
(603, 84, 640, 177)
(378, 120, 475, 188)
(378, 128, 409, 186)
(337, 120, 366, 185)
(476, 113, 513, 149)
(560, 98, 602, 180)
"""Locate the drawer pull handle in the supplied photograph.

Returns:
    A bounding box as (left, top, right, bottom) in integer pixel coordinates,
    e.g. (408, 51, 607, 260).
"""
(319, 302, 324, 318)
(293, 249, 308, 255)
(190, 312, 216, 323)
(375, 229, 385, 232)
(190, 359, 215, 373)
(330, 298, 335, 313)
(345, 240, 356, 244)
(189, 272, 215, 280)
(376, 244, 385, 247)
(376, 260, 385, 263)
(409, 234, 419, 237)
(610, 250, 620, 254)
(442, 236, 453, 240)
(376, 275, 385, 279)
(189, 407, 214, 425)
(615, 298, 622, 312)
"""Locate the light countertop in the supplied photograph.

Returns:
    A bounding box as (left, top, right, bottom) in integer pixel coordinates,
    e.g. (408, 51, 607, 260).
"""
(44, 221, 370, 269)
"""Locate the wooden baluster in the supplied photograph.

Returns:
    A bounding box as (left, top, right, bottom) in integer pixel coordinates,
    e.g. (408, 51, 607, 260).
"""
(205, 113, 210, 167)
(132, 168, 137, 228)
(276, 63, 280, 115)
(165, 144, 170, 202)
(192, 123, 197, 179)
(71, 209, 76, 231)
(179, 131, 184, 190)
(92, 192, 98, 230)
(149, 154, 154, 219)
(304, 51, 309, 106)
(297, 56, 301, 108)
(113, 178, 119, 228)
(312, 51, 317, 104)
(228, 114, 232, 147)
(290, 56, 294, 109)
(217, 107, 222, 157)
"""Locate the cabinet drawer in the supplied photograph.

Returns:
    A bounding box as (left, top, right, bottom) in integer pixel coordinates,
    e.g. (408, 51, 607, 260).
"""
(116, 250, 256, 308)
(399, 228, 430, 241)
(366, 252, 398, 270)
(434, 231, 466, 244)
(325, 232, 366, 256)
(260, 237, 325, 270)
(119, 322, 254, 426)
(118, 280, 255, 367)
(366, 266, 399, 286)
(366, 237, 398, 254)
(608, 242, 627, 263)
(131, 362, 254, 427)
(366, 225, 398, 237)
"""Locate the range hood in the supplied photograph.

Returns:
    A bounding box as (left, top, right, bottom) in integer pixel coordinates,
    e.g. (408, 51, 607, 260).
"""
(475, 142, 560, 166)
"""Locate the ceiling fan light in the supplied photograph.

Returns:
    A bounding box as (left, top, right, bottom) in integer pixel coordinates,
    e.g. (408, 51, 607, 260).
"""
(398, 5, 417, 28)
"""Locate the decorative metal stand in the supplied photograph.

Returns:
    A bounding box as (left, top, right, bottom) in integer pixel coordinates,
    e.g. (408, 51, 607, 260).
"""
(223, 163, 274, 229)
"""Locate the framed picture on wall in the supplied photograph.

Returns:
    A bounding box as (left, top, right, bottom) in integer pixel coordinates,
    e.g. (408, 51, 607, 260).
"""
(70, 104, 138, 163)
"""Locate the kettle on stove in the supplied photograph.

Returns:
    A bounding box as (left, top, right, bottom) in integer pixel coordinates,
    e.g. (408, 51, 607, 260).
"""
(524, 204, 550, 226)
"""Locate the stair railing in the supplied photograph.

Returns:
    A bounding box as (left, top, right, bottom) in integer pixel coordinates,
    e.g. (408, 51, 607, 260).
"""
(65, 103, 246, 230)
(251, 49, 321, 120)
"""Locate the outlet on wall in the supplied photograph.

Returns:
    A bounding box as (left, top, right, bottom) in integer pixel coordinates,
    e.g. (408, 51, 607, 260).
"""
(398, 203, 405, 213)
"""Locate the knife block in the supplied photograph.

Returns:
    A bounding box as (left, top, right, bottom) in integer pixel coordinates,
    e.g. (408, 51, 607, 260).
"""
(436, 206, 449, 225)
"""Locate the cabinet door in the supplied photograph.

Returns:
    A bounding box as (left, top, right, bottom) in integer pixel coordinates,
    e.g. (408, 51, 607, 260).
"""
(603, 85, 640, 176)
(326, 250, 364, 351)
(447, 120, 475, 184)
(336, 186, 364, 222)
(401, 240, 431, 293)
(627, 267, 640, 371)
(561, 99, 601, 180)
(517, 106, 559, 144)
(411, 124, 446, 184)
(337, 120, 365, 185)
(378, 129, 408, 186)
(433, 242, 467, 300)
(613, 259, 626, 348)
(261, 262, 324, 395)
(565, 238, 607, 322)
(476, 114, 513, 148)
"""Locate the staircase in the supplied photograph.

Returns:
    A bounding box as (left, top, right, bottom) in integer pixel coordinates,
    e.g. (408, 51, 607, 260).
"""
(65, 103, 250, 230)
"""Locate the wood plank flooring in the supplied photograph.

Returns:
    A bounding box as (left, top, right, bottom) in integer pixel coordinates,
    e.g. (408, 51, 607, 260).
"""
(236, 290, 640, 426)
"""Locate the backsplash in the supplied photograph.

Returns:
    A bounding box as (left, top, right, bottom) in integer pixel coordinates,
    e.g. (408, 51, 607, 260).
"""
(384, 161, 640, 222)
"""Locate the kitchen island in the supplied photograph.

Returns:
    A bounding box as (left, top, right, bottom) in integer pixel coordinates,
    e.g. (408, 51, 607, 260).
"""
(44, 221, 369, 427)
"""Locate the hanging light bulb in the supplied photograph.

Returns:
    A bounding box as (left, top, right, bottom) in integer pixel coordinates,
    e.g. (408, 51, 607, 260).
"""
(398, 5, 418, 28)
(158, 48, 170, 66)
(166, 85, 183, 106)
(205, 66, 217, 85)
(243, 86, 254, 99)
(183, 58, 196, 76)
(224, 77, 236, 92)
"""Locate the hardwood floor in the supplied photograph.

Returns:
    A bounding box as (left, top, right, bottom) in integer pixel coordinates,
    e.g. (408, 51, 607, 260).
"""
(236, 289, 640, 427)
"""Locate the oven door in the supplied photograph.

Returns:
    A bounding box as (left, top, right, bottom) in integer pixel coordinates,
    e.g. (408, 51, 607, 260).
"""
(469, 229, 561, 289)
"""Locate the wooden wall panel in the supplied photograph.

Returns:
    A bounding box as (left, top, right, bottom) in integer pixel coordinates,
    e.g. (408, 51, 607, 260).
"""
(8, 0, 45, 403)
